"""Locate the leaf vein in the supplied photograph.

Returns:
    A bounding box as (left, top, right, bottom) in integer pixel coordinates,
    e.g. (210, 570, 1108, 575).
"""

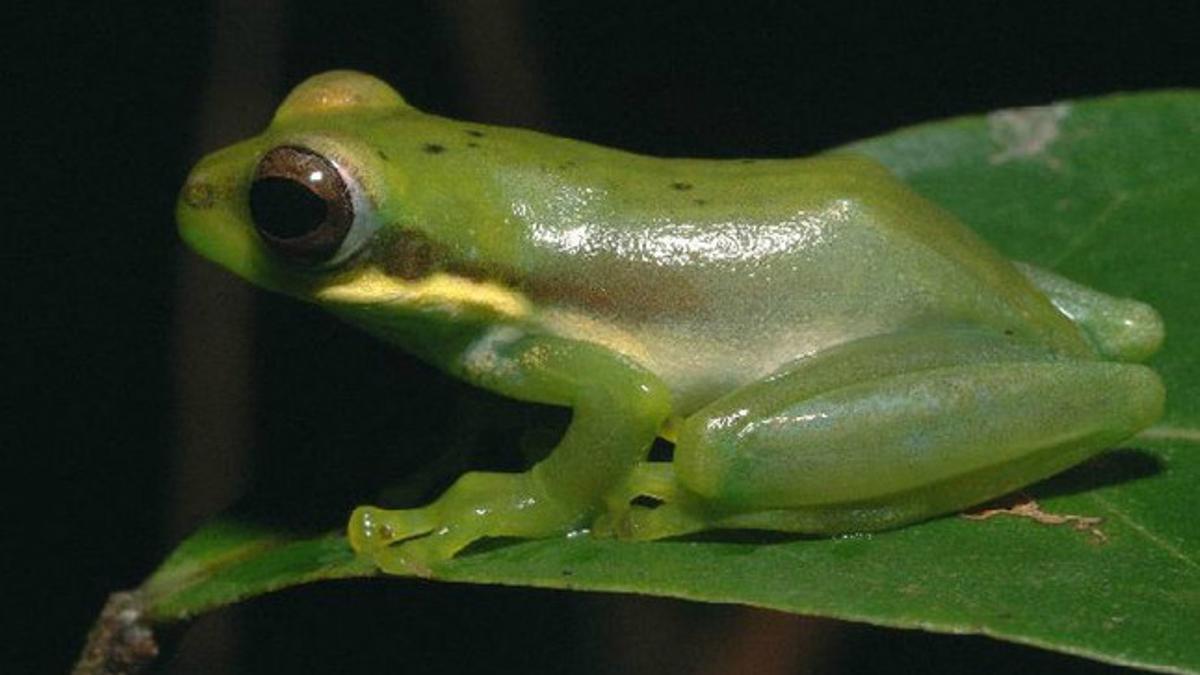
(1046, 191, 1129, 268)
(1088, 493, 1200, 571)
(1136, 425, 1200, 444)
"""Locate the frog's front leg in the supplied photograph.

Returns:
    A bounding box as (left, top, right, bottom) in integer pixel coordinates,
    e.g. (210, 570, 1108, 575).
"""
(349, 331, 671, 574)
(613, 329, 1164, 539)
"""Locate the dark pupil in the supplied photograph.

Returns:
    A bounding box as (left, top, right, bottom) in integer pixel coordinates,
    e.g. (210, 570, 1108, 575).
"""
(249, 177, 329, 240)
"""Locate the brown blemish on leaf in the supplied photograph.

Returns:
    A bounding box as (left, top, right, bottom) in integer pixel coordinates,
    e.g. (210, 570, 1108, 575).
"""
(963, 493, 1107, 543)
(988, 103, 1069, 169)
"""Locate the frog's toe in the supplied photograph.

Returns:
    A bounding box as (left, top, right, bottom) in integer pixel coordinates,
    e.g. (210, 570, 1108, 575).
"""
(372, 540, 438, 577)
(347, 505, 435, 554)
(609, 503, 707, 541)
(375, 530, 475, 576)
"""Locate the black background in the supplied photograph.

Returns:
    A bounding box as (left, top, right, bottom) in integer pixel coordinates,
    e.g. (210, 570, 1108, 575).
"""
(11, 2, 1197, 674)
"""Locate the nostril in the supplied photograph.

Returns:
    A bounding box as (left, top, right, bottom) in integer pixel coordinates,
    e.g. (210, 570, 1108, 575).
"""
(181, 180, 216, 210)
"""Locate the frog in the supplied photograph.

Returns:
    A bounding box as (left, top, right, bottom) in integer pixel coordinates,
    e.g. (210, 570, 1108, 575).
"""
(177, 71, 1165, 575)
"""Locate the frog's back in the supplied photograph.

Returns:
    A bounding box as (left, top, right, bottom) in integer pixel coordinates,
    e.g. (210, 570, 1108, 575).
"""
(497, 147, 1088, 413)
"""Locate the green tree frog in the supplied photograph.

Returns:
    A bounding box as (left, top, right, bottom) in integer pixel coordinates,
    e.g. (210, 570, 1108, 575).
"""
(178, 71, 1165, 575)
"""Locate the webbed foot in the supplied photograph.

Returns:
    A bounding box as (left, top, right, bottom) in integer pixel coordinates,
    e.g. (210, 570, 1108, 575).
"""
(347, 471, 579, 575)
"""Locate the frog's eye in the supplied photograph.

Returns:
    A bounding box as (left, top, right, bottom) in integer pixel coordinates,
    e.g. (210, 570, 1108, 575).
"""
(250, 146, 361, 265)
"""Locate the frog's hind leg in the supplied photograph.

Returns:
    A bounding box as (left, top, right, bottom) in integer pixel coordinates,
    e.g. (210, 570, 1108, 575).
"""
(1015, 262, 1164, 362)
(598, 461, 713, 540)
(647, 329, 1164, 537)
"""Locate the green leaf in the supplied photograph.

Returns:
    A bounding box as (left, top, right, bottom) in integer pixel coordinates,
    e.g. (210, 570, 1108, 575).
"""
(132, 91, 1200, 673)
(139, 521, 373, 622)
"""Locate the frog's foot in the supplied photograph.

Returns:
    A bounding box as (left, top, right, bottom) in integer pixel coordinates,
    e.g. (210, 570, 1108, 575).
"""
(348, 506, 435, 554)
(348, 508, 439, 576)
(367, 524, 470, 578)
(348, 471, 579, 576)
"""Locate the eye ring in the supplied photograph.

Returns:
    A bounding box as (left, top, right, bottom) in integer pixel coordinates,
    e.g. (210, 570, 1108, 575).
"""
(250, 146, 355, 264)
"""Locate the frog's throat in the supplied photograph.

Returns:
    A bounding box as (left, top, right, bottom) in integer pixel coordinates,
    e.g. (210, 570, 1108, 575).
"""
(317, 267, 532, 318)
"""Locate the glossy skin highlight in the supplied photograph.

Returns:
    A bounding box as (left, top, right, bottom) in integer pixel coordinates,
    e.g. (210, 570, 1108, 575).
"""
(178, 71, 1165, 574)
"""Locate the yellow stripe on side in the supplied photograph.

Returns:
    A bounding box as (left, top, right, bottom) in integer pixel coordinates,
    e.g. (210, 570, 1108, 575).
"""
(318, 268, 532, 318)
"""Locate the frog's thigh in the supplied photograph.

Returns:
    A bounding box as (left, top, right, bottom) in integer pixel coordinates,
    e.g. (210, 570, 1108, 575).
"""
(673, 330, 1164, 534)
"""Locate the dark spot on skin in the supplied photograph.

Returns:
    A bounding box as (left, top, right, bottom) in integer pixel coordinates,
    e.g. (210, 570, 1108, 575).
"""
(467, 142, 480, 148)
(422, 143, 446, 154)
(374, 228, 445, 280)
(376, 149, 389, 161)
(368, 226, 520, 289)
(693, 198, 708, 206)
(465, 129, 485, 138)
(670, 182, 693, 191)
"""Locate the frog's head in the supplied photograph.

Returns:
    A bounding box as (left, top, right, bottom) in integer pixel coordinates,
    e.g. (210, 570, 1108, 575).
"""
(177, 71, 532, 340)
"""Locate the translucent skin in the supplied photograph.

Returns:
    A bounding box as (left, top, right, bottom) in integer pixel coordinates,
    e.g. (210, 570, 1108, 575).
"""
(178, 71, 1165, 575)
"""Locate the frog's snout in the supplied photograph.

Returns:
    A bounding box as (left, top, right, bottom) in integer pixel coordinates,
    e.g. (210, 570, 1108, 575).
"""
(175, 170, 223, 255)
(175, 153, 271, 288)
